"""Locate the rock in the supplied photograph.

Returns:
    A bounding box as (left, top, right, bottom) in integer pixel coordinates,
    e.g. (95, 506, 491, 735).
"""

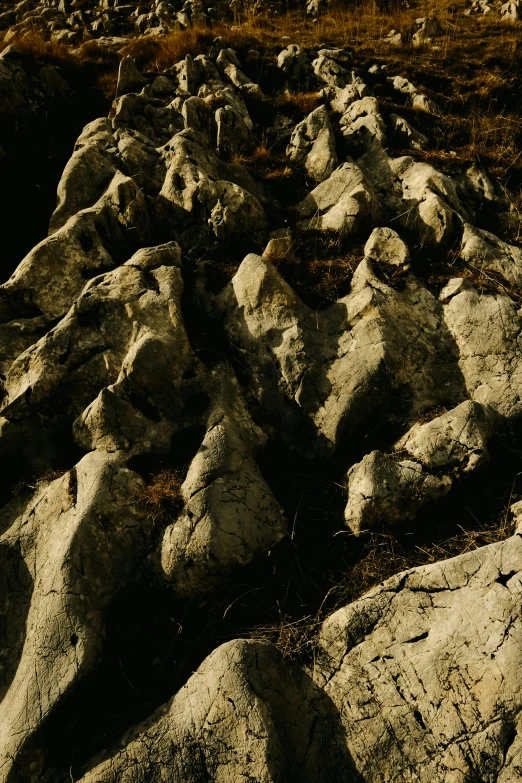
(340, 96, 387, 152)
(277, 44, 315, 90)
(49, 125, 117, 232)
(161, 374, 287, 595)
(412, 16, 443, 46)
(344, 449, 452, 534)
(197, 179, 267, 239)
(317, 534, 522, 782)
(217, 254, 465, 456)
(459, 223, 522, 288)
(115, 55, 147, 97)
(76, 639, 354, 783)
(364, 226, 410, 268)
(312, 54, 349, 88)
(500, 0, 522, 20)
(396, 399, 500, 472)
(412, 92, 440, 114)
(295, 160, 379, 234)
(509, 499, 522, 531)
(0, 450, 156, 779)
(216, 47, 251, 87)
(383, 28, 403, 46)
(389, 112, 428, 150)
(262, 227, 293, 262)
(439, 277, 473, 300)
(286, 104, 338, 183)
(444, 286, 522, 420)
(325, 82, 371, 114)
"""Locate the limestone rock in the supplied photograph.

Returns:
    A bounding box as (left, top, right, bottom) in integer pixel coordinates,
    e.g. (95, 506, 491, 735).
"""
(77, 639, 354, 783)
(460, 222, 522, 287)
(286, 104, 338, 183)
(317, 533, 522, 782)
(364, 226, 410, 268)
(0, 450, 155, 779)
(344, 450, 452, 534)
(161, 374, 287, 595)
(115, 55, 147, 97)
(295, 160, 379, 234)
(389, 112, 428, 150)
(443, 286, 522, 420)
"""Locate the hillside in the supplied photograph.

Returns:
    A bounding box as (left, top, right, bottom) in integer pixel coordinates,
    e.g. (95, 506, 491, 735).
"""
(1, 1, 522, 780)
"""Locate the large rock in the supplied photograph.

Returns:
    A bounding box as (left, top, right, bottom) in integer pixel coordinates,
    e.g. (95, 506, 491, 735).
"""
(295, 160, 379, 234)
(317, 533, 522, 782)
(0, 450, 155, 779)
(77, 639, 356, 783)
(217, 254, 465, 456)
(345, 400, 501, 533)
(286, 104, 338, 183)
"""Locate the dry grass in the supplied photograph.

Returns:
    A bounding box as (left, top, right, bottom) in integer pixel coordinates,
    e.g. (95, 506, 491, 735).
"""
(250, 614, 321, 660)
(274, 90, 322, 117)
(0, 29, 75, 61)
(273, 232, 365, 306)
(137, 468, 184, 523)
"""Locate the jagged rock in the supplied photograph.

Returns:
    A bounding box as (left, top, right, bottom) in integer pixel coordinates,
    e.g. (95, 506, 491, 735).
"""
(344, 449, 452, 533)
(216, 47, 251, 87)
(383, 28, 403, 45)
(286, 104, 338, 183)
(439, 276, 473, 300)
(500, 0, 522, 19)
(389, 112, 428, 150)
(49, 119, 117, 232)
(295, 160, 379, 233)
(325, 82, 371, 114)
(1, 245, 190, 443)
(76, 639, 355, 783)
(0, 450, 156, 779)
(216, 254, 465, 456)
(262, 227, 293, 262)
(160, 372, 287, 595)
(412, 16, 443, 46)
(0, 172, 149, 325)
(115, 55, 147, 97)
(306, 0, 327, 15)
(312, 54, 349, 88)
(197, 178, 267, 239)
(340, 96, 387, 152)
(460, 222, 522, 287)
(277, 44, 316, 90)
(364, 226, 410, 268)
(444, 286, 522, 419)
(396, 400, 500, 472)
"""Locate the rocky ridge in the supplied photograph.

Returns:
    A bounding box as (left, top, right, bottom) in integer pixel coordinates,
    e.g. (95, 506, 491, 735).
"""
(1, 11, 522, 782)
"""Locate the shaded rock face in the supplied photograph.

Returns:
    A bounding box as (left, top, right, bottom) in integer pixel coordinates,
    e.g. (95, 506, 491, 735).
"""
(0, 30, 522, 783)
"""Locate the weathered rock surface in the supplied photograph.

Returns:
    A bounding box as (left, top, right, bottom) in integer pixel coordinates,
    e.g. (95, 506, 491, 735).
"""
(317, 533, 522, 782)
(59, 534, 522, 783)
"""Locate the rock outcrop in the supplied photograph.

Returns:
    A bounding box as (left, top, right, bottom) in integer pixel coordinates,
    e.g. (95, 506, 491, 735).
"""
(0, 18, 521, 783)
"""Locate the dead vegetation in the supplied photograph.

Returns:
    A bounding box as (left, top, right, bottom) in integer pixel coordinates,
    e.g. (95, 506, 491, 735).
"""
(137, 468, 184, 524)
(273, 232, 365, 306)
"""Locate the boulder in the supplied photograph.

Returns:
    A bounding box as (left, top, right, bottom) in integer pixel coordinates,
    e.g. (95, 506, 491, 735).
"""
(286, 104, 338, 183)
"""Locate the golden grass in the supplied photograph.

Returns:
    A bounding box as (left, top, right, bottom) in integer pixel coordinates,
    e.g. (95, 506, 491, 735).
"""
(273, 232, 364, 306)
(250, 614, 321, 660)
(137, 468, 184, 523)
